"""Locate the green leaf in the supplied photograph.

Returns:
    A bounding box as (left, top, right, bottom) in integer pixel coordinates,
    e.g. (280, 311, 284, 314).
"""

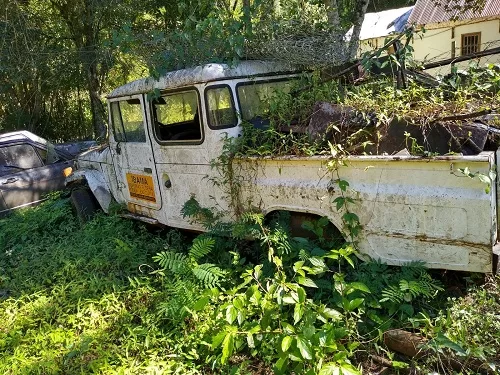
(318, 216, 330, 227)
(296, 336, 313, 360)
(432, 333, 467, 356)
(193, 296, 209, 311)
(226, 305, 238, 324)
(298, 277, 318, 288)
(340, 362, 362, 375)
(342, 212, 359, 224)
(282, 322, 296, 334)
(333, 197, 345, 210)
(275, 356, 288, 373)
(337, 179, 349, 192)
(348, 282, 371, 294)
(248, 323, 261, 334)
(321, 307, 343, 320)
(283, 295, 297, 304)
(348, 298, 365, 311)
(319, 363, 341, 375)
(303, 325, 315, 339)
(309, 257, 327, 269)
(233, 296, 244, 310)
(294, 303, 303, 324)
(246, 333, 255, 348)
(281, 336, 293, 352)
(301, 221, 315, 232)
(212, 332, 226, 349)
(478, 173, 491, 184)
(293, 261, 305, 273)
(261, 308, 273, 330)
(399, 303, 414, 317)
(221, 333, 234, 364)
(297, 287, 306, 303)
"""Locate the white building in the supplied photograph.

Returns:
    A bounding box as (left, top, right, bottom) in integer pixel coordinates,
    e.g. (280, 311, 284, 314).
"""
(357, 0, 500, 76)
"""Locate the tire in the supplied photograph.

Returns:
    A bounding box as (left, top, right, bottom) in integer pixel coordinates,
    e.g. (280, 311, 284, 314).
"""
(70, 188, 99, 223)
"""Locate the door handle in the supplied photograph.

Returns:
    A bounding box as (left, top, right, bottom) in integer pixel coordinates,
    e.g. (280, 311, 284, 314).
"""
(2, 177, 18, 185)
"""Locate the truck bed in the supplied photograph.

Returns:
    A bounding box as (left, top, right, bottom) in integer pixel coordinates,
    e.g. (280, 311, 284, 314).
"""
(237, 152, 497, 272)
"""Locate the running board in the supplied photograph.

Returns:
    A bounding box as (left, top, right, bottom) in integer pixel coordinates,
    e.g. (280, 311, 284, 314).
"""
(119, 213, 159, 225)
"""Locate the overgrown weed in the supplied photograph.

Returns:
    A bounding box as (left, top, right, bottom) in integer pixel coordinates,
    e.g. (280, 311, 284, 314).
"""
(1, 195, 499, 374)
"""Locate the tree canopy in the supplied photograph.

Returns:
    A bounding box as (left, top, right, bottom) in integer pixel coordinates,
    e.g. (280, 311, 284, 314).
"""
(0, 0, 413, 140)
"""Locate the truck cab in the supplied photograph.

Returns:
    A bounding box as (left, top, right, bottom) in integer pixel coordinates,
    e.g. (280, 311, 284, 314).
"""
(69, 61, 299, 226)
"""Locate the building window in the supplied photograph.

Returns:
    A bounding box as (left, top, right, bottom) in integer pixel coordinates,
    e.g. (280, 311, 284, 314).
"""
(461, 32, 481, 55)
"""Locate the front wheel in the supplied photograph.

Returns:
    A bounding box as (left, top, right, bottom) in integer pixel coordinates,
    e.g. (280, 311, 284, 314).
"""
(70, 188, 99, 223)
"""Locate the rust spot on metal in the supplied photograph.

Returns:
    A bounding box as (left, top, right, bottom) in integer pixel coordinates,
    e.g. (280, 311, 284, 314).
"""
(382, 231, 490, 251)
(127, 202, 154, 219)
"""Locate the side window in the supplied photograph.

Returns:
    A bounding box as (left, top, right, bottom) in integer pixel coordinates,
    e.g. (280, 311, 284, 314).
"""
(110, 98, 146, 142)
(237, 80, 294, 125)
(0, 144, 43, 171)
(37, 147, 48, 163)
(111, 102, 126, 142)
(153, 90, 202, 142)
(205, 86, 237, 129)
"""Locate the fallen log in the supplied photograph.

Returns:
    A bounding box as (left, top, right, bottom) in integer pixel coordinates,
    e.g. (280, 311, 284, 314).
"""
(383, 329, 428, 359)
(383, 329, 496, 374)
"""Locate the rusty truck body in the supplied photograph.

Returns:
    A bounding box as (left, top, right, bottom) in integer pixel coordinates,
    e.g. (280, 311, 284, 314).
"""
(67, 61, 500, 273)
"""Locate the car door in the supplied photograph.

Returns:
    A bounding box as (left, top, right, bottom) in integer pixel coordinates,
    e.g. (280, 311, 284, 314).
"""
(0, 142, 70, 212)
(108, 95, 162, 212)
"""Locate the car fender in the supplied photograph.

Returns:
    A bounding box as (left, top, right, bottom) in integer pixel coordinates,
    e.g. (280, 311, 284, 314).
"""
(66, 169, 112, 213)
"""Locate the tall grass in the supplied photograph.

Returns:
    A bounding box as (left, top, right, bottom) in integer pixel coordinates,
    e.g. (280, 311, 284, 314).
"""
(0, 195, 198, 374)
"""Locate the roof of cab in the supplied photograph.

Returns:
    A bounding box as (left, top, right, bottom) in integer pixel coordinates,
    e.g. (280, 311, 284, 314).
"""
(107, 60, 300, 99)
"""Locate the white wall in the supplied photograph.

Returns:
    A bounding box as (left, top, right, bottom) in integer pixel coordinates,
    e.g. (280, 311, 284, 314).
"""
(358, 18, 500, 77)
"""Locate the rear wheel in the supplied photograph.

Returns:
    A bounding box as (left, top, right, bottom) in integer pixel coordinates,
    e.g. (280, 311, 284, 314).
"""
(70, 188, 99, 223)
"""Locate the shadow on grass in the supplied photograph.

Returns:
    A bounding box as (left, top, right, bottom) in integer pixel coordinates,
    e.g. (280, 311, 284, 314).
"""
(0, 196, 194, 374)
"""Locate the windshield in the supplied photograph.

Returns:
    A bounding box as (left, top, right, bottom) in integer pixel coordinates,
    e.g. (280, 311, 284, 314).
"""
(236, 80, 294, 127)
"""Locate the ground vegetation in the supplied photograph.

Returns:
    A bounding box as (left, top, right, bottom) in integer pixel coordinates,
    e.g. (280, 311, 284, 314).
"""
(0, 195, 498, 374)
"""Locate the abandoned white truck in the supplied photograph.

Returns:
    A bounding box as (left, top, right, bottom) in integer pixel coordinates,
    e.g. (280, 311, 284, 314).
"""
(66, 61, 500, 273)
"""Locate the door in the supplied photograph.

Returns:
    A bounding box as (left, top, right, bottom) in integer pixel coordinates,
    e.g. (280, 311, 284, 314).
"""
(0, 142, 70, 212)
(109, 95, 162, 212)
(149, 85, 239, 229)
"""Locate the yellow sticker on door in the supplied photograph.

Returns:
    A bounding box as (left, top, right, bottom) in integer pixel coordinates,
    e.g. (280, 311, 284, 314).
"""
(126, 173, 156, 203)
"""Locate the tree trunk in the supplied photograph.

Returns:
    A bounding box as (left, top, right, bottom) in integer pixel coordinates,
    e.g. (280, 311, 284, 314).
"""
(324, 0, 347, 64)
(87, 62, 107, 139)
(347, 0, 370, 60)
(324, 0, 370, 63)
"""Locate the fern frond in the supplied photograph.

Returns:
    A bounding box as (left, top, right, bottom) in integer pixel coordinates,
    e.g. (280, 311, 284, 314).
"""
(299, 249, 310, 261)
(381, 284, 404, 303)
(189, 236, 215, 262)
(240, 212, 264, 226)
(192, 263, 225, 289)
(153, 251, 188, 273)
(158, 279, 201, 324)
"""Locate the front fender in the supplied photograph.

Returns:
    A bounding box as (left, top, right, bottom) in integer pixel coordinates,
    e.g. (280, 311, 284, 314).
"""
(66, 169, 112, 213)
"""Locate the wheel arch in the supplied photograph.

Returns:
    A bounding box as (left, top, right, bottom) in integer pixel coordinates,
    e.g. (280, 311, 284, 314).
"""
(261, 204, 347, 242)
(66, 169, 113, 213)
